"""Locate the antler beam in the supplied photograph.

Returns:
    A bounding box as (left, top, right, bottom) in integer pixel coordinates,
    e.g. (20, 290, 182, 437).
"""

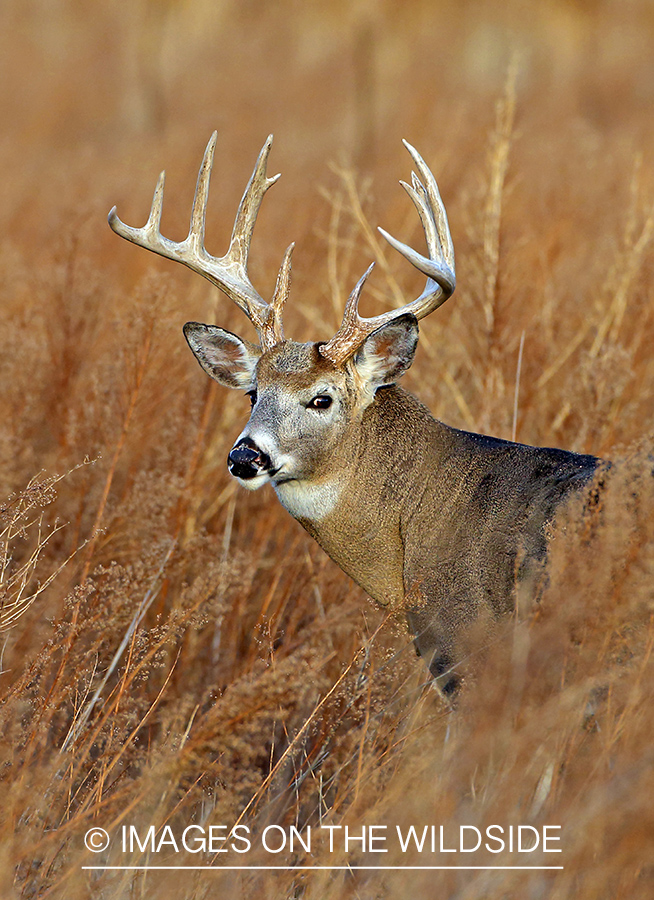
(319, 140, 456, 367)
(108, 132, 293, 351)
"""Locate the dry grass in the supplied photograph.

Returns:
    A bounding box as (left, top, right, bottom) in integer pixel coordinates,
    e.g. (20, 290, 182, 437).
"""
(1, 0, 654, 897)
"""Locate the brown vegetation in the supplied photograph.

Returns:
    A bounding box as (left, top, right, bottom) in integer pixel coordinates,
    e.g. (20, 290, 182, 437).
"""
(1, 1, 654, 897)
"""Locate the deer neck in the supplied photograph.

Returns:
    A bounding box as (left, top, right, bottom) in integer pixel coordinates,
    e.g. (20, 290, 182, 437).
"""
(275, 385, 449, 607)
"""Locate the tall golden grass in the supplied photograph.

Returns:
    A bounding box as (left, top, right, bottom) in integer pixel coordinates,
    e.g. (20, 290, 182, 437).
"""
(1, 0, 654, 896)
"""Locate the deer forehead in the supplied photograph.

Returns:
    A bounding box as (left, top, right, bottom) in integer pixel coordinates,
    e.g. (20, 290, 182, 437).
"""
(255, 340, 344, 391)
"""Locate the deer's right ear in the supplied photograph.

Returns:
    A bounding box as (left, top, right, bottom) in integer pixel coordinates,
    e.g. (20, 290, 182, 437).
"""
(352, 313, 419, 398)
(183, 323, 261, 389)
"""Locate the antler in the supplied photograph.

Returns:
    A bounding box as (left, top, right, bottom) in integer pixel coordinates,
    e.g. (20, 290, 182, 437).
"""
(320, 140, 456, 367)
(108, 132, 293, 351)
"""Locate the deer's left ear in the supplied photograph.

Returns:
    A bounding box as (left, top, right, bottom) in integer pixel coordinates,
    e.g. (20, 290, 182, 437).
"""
(352, 313, 419, 397)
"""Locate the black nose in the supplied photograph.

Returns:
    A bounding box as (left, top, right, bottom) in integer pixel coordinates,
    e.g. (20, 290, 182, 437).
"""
(228, 438, 272, 479)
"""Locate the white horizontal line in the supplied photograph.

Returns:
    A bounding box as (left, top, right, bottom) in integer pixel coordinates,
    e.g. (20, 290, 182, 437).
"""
(82, 865, 564, 871)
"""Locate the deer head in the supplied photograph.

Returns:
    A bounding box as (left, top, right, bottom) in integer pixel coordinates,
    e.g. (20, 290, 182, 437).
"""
(108, 134, 455, 506)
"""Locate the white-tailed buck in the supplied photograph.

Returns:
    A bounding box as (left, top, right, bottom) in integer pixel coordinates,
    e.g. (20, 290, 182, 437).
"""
(109, 133, 598, 694)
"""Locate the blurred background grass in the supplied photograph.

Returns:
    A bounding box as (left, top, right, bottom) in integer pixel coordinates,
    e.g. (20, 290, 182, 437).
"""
(1, 0, 654, 897)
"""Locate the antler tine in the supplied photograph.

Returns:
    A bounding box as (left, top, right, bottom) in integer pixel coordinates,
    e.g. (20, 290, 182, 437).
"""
(379, 139, 455, 299)
(320, 265, 376, 366)
(265, 242, 295, 349)
(108, 133, 288, 348)
(108, 168, 167, 253)
(229, 135, 280, 271)
(405, 139, 454, 269)
(320, 141, 456, 367)
(186, 130, 215, 254)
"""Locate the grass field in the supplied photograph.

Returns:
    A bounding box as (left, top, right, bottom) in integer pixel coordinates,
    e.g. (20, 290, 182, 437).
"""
(1, 1, 654, 897)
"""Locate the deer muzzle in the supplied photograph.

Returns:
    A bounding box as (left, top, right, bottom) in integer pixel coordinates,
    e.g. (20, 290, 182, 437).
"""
(228, 438, 273, 480)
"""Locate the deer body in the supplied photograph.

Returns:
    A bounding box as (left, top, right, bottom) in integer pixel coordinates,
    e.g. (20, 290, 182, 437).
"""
(294, 387, 597, 617)
(226, 338, 597, 689)
(109, 134, 598, 693)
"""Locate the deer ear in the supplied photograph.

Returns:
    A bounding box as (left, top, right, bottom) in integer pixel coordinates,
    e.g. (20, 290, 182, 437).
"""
(352, 313, 419, 394)
(183, 322, 261, 389)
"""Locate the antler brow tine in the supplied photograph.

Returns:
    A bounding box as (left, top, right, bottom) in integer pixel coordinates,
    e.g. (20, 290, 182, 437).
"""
(108, 132, 290, 350)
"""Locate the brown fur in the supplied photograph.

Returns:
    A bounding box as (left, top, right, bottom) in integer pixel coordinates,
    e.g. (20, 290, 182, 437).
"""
(289, 380, 599, 689)
(193, 330, 599, 694)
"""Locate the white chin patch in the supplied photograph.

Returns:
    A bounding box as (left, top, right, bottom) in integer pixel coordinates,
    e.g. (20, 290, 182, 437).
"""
(234, 472, 270, 491)
(274, 479, 340, 521)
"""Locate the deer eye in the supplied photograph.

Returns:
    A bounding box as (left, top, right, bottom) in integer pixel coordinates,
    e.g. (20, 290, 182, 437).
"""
(308, 395, 332, 410)
(247, 389, 257, 406)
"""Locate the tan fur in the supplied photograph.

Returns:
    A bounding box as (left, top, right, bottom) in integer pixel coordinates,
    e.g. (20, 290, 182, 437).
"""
(214, 338, 598, 695)
(276, 377, 597, 691)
